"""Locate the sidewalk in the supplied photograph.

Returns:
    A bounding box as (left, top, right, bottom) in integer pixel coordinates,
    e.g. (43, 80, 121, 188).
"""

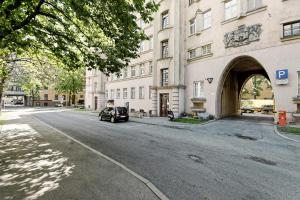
(0, 110, 160, 200)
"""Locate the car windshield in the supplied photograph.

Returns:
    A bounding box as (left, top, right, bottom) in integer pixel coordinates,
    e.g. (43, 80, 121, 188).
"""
(116, 107, 127, 114)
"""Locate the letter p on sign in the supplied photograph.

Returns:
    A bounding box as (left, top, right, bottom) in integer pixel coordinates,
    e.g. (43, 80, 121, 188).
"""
(276, 69, 288, 80)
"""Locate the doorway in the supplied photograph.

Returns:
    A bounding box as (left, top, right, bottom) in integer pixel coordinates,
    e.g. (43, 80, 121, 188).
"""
(160, 93, 169, 117)
(94, 96, 98, 110)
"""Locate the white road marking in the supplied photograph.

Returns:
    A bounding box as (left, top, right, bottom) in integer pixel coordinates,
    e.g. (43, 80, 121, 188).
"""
(34, 117, 169, 200)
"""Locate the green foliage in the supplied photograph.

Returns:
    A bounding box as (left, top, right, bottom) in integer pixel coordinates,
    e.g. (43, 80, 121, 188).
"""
(55, 68, 85, 96)
(0, 0, 159, 74)
(241, 75, 272, 99)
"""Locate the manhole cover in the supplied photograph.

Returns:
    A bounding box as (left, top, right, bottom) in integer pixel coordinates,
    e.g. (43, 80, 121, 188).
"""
(246, 156, 277, 166)
(235, 134, 257, 141)
(188, 154, 204, 164)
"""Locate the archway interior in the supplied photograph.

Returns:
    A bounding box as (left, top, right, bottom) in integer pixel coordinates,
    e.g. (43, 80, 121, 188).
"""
(220, 56, 274, 118)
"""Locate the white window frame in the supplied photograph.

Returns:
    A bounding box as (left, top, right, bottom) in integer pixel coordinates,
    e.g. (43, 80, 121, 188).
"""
(189, 18, 196, 35)
(162, 11, 169, 29)
(161, 40, 169, 58)
(247, 0, 262, 12)
(123, 88, 128, 99)
(131, 66, 136, 77)
(131, 87, 136, 99)
(139, 86, 145, 99)
(225, 0, 238, 20)
(188, 49, 196, 59)
(202, 44, 212, 56)
(116, 89, 121, 99)
(203, 10, 212, 30)
(193, 81, 204, 98)
(110, 89, 115, 99)
(140, 64, 145, 76)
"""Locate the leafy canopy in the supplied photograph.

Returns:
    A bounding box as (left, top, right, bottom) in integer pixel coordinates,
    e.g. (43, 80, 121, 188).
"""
(0, 0, 158, 74)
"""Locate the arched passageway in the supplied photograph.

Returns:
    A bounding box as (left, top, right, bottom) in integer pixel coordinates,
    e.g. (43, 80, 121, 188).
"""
(216, 56, 274, 119)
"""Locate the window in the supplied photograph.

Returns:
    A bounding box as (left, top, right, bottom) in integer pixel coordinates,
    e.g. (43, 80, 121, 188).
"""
(55, 94, 59, 100)
(189, 18, 196, 35)
(105, 90, 108, 99)
(139, 41, 144, 52)
(140, 64, 145, 76)
(110, 89, 115, 99)
(225, 0, 238, 20)
(123, 88, 128, 99)
(149, 36, 153, 50)
(116, 89, 121, 99)
(44, 94, 48, 100)
(161, 68, 169, 86)
(124, 68, 128, 78)
(193, 81, 204, 98)
(131, 87, 136, 99)
(149, 86, 152, 99)
(149, 61, 153, 75)
(203, 10, 212, 29)
(139, 86, 145, 99)
(202, 44, 212, 56)
(189, 0, 195, 6)
(283, 21, 300, 38)
(162, 11, 169, 29)
(188, 49, 196, 59)
(247, 0, 262, 11)
(298, 72, 300, 95)
(161, 40, 169, 58)
(131, 66, 136, 77)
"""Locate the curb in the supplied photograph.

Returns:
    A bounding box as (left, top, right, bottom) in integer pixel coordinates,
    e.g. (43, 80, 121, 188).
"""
(273, 125, 300, 143)
(34, 117, 169, 200)
(129, 119, 217, 130)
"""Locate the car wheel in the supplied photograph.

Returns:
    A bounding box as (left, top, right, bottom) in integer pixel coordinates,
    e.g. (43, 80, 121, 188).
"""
(111, 117, 115, 123)
(99, 115, 103, 121)
(125, 117, 129, 122)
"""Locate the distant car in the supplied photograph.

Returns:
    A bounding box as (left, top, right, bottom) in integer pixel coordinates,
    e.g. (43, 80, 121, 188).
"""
(99, 107, 129, 123)
(241, 106, 255, 114)
(55, 103, 63, 107)
(261, 105, 274, 114)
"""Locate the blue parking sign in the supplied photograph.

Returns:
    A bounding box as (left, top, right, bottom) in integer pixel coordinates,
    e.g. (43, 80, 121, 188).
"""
(276, 69, 288, 80)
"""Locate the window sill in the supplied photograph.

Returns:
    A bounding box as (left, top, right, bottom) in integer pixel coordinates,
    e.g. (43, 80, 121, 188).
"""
(158, 26, 173, 33)
(246, 5, 267, 16)
(157, 56, 173, 61)
(187, 53, 213, 63)
(281, 35, 300, 42)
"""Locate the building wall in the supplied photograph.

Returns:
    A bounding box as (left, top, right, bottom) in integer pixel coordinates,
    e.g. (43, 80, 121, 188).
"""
(85, 0, 300, 122)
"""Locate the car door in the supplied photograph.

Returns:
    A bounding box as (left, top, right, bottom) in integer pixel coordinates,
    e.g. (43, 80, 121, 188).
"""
(106, 107, 114, 119)
(101, 108, 109, 119)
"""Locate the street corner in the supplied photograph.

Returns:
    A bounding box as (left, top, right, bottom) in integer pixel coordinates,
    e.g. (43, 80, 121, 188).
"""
(0, 120, 75, 200)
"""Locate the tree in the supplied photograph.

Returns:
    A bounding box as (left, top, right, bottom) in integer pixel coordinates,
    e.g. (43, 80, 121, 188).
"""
(0, 0, 158, 75)
(55, 68, 85, 106)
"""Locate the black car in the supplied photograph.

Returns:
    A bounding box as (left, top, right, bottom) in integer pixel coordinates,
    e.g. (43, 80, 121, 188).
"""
(98, 107, 129, 123)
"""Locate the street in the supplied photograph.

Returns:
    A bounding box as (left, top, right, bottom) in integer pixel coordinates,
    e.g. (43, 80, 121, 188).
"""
(29, 108, 300, 200)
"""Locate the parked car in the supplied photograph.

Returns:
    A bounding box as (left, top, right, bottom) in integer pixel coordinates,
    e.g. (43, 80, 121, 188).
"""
(261, 105, 274, 114)
(241, 106, 255, 114)
(99, 107, 129, 123)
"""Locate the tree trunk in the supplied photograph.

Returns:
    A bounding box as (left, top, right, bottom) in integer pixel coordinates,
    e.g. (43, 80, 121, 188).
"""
(68, 92, 71, 107)
(0, 77, 7, 110)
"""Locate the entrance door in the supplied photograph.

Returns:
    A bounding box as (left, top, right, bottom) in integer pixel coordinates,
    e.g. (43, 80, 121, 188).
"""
(160, 94, 169, 117)
(94, 96, 98, 110)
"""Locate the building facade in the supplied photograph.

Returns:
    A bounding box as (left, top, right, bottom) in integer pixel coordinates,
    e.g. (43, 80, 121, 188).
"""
(85, 0, 300, 123)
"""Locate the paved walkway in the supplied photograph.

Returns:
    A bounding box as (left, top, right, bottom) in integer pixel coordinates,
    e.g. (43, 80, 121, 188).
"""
(0, 109, 159, 200)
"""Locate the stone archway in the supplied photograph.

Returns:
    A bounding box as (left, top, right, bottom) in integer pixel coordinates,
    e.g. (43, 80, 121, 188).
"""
(216, 56, 272, 118)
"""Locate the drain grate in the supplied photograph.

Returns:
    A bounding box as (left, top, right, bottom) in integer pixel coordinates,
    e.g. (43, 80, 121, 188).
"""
(188, 154, 204, 164)
(246, 156, 277, 166)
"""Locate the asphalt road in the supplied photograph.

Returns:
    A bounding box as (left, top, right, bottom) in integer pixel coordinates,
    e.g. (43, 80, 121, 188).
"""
(33, 110, 300, 200)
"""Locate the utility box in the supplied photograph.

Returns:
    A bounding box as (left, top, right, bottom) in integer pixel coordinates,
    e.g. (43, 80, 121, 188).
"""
(278, 111, 287, 127)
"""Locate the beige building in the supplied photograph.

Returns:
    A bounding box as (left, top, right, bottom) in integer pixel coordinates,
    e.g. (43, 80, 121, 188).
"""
(35, 86, 85, 107)
(85, 0, 300, 123)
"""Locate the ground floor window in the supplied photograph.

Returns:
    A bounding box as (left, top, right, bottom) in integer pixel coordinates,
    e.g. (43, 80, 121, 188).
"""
(116, 89, 121, 99)
(123, 88, 128, 99)
(193, 81, 204, 98)
(110, 89, 115, 99)
(131, 87, 135, 99)
(139, 86, 145, 99)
